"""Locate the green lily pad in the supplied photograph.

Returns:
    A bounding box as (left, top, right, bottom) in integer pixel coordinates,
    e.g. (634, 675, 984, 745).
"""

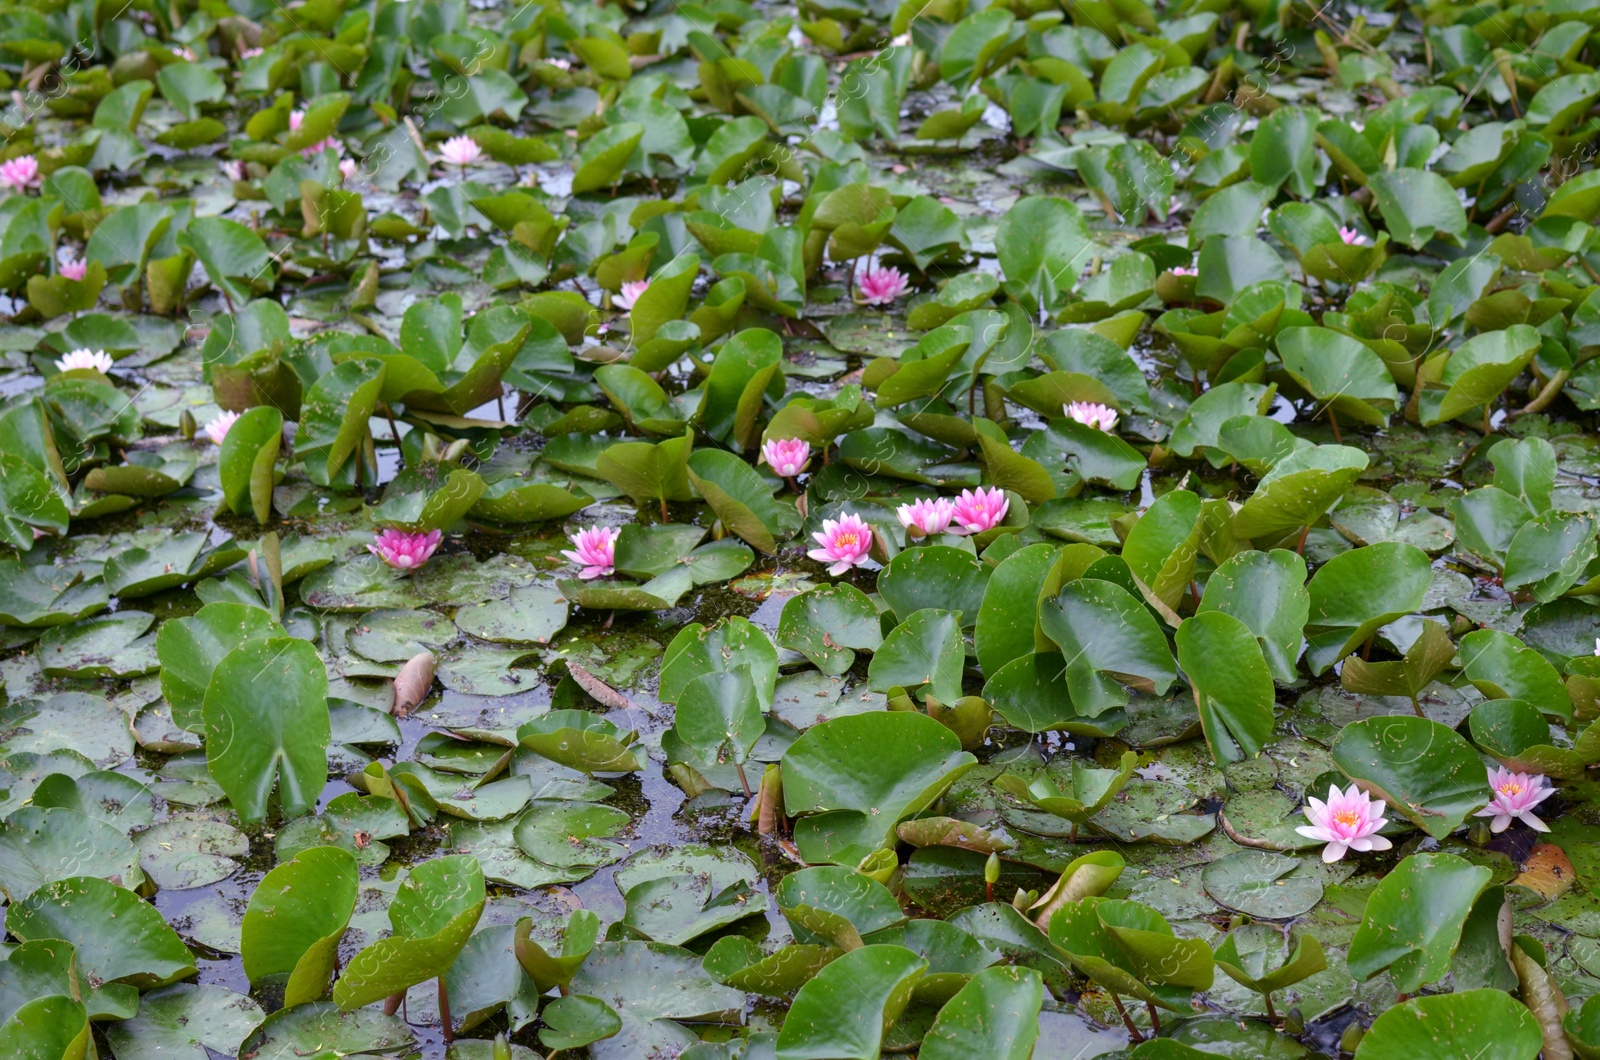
(243, 846, 359, 1007)
(1331, 716, 1486, 840)
(0, 805, 145, 900)
(1345, 853, 1493, 992)
(8, 876, 196, 989)
(101, 984, 263, 1060)
(333, 855, 486, 1009)
(782, 712, 979, 866)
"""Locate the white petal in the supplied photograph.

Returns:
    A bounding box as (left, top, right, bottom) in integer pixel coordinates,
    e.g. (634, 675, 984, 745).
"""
(1321, 842, 1347, 863)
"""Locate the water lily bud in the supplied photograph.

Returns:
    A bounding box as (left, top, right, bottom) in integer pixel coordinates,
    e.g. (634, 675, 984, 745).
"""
(984, 851, 1001, 885)
(492, 1034, 512, 1060)
(179, 409, 196, 440)
(393, 652, 436, 717)
(1339, 1021, 1364, 1054)
(1283, 1007, 1304, 1035)
(442, 438, 471, 463)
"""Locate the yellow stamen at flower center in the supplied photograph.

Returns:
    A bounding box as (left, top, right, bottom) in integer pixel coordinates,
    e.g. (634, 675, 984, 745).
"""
(1498, 782, 1524, 797)
(1332, 810, 1360, 828)
(834, 533, 858, 548)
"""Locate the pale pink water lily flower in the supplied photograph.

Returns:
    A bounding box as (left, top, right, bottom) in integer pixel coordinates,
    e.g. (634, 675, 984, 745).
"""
(761, 438, 811, 478)
(439, 135, 483, 167)
(562, 525, 620, 580)
(221, 159, 246, 182)
(204, 409, 240, 445)
(615, 280, 650, 312)
(239, 46, 264, 60)
(897, 497, 956, 537)
(808, 513, 875, 575)
(948, 486, 1009, 535)
(369, 528, 443, 572)
(1296, 783, 1392, 863)
(1338, 226, 1368, 246)
(288, 109, 305, 131)
(59, 257, 88, 281)
(1064, 401, 1118, 432)
(1170, 265, 1197, 277)
(339, 158, 358, 182)
(1475, 767, 1554, 833)
(547, 57, 572, 70)
(301, 137, 341, 159)
(858, 265, 908, 305)
(0, 155, 39, 191)
(54, 348, 112, 373)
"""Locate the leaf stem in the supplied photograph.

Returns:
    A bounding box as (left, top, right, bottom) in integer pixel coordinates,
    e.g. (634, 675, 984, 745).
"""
(382, 404, 403, 468)
(1110, 993, 1143, 1042)
(438, 977, 454, 1044)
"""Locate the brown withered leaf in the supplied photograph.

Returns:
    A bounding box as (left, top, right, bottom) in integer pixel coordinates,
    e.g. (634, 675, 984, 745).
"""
(1513, 844, 1575, 900)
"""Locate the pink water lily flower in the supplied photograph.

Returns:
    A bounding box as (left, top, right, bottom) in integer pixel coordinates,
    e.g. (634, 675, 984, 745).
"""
(547, 57, 572, 70)
(439, 135, 483, 167)
(1475, 767, 1554, 833)
(858, 266, 908, 306)
(204, 409, 240, 446)
(288, 109, 305, 131)
(897, 497, 956, 537)
(1170, 265, 1197, 277)
(239, 46, 264, 60)
(761, 438, 811, 478)
(301, 137, 341, 159)
(0, 155, 39, 191)
(1064, 401, 1118, 432)
(54, 348, 112, 373)
(808, 513, 874, 575)
(948, 486, 1009, 535)
(1296, 783, 1392, 863)
(339, 158, 358, 182)
(221, 159, 246, 182)
(369, 528, 443, 572)
(614, 280, 650, 312)
(1338, 226, 1368, 246)
(59, 257, 88, 281)
(562, 525, 621, 580)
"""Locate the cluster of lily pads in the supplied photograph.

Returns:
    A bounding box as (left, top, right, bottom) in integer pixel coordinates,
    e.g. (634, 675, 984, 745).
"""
(4, 0, 1600, 1056)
